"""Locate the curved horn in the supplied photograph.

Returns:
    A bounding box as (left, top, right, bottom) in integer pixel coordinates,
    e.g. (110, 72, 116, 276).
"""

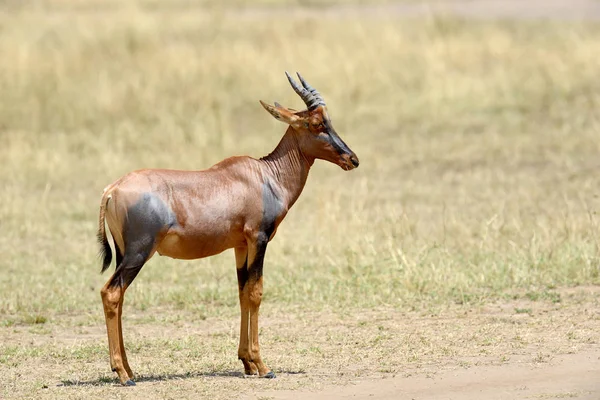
(296, 73, 326, 107)
(285, 71, 325, 110)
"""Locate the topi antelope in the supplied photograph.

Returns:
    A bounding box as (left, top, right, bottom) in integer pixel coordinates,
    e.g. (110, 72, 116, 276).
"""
(97, 72, 359, 385)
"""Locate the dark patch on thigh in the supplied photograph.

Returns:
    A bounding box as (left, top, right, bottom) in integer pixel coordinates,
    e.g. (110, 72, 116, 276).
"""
(108, 193, 177, 288)
(109, 251, 151, 288)
(114, 238, 124, 268)
(124, 192, 177, 244)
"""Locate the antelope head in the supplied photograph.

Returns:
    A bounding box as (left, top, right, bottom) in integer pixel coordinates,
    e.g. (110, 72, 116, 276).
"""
(260, 72, 360, 171)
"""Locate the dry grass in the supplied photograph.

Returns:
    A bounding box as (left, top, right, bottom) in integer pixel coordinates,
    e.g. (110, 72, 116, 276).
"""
(1, 1, 599, 399)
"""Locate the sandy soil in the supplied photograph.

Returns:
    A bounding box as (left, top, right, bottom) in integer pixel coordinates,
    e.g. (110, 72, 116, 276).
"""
(252, 349, 600, 399)
(2, 287, 599, 399)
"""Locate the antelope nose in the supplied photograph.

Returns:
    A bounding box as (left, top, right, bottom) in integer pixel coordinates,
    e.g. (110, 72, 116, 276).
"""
(350, 155, 360, 168)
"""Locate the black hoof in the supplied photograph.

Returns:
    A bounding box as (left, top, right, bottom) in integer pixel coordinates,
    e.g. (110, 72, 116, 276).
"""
(261, 371, 276, 379)
(124, 380, 136, 386)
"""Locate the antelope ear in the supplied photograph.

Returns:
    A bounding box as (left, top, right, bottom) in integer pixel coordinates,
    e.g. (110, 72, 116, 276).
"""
(260, 100, 299, 125)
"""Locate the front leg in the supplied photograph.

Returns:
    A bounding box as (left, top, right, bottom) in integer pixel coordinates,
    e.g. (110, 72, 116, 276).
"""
(235, 247, 258, 376)
(246, 233, 275, 378)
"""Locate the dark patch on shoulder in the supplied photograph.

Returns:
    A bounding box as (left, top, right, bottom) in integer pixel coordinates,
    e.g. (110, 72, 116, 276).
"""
(260, 179, 284, 241)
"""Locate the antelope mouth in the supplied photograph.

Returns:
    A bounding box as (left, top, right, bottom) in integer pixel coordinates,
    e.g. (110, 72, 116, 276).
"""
(341, 154, 360, 171)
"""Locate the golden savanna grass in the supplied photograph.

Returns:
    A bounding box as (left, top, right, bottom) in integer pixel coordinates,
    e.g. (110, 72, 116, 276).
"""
(1, 1, 599, 399)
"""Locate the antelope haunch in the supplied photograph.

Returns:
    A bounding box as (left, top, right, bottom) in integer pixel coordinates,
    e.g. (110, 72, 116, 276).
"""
(97, 72, 359, 385)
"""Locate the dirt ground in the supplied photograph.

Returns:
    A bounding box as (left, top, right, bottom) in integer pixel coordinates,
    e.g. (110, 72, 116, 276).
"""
(252, 350, 600, 400)
(2, 287, 599, 399)
(245, 288, 600, 400)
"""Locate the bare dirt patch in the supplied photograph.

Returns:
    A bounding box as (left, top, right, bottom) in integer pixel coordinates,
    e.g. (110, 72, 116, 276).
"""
(254, 350, 600, 400)
(2, 287, 599, 399)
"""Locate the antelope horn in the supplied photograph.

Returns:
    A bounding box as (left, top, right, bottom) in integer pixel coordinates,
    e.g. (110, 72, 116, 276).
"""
(297, 72, 326, 107)
(285, 71, 325, 110)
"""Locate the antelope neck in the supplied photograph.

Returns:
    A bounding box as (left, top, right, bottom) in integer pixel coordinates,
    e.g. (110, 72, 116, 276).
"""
(260, 127, 314, 209)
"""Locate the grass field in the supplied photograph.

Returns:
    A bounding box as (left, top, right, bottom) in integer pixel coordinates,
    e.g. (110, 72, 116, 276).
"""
(1, 1, 599, 399)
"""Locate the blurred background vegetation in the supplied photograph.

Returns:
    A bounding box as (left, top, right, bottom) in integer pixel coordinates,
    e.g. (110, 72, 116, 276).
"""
(1, 0, 599, 322)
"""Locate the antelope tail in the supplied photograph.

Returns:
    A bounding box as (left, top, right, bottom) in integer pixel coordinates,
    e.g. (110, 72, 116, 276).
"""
(97, 189, 113, 273)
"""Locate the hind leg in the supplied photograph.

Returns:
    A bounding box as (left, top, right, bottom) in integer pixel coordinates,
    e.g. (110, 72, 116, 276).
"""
(118, 293, 134, 380)
(101, 246, 154, 386)
(117, 288, 135, 380)
(101, 279, 132, 385)
(113, 242, 134, 380)
(101, 192, 174, 384)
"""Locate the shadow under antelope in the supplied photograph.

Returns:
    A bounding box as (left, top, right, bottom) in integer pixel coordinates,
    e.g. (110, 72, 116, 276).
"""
(97, 72, 359, 385)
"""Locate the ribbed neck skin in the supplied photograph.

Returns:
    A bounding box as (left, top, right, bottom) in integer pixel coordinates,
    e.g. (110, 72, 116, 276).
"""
(260, 127, 314, 209)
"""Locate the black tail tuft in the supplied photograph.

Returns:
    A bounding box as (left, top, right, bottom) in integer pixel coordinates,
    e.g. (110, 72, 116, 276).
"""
(98, 230, 112, 274)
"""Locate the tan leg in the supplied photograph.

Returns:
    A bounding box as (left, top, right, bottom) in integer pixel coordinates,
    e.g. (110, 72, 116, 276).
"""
(118, 289, 134, 379)
(248, 276, 273, 377)
(245, 240, 275, 378)
(235, 247, 258, 375)
(101, 280, 135, 386)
